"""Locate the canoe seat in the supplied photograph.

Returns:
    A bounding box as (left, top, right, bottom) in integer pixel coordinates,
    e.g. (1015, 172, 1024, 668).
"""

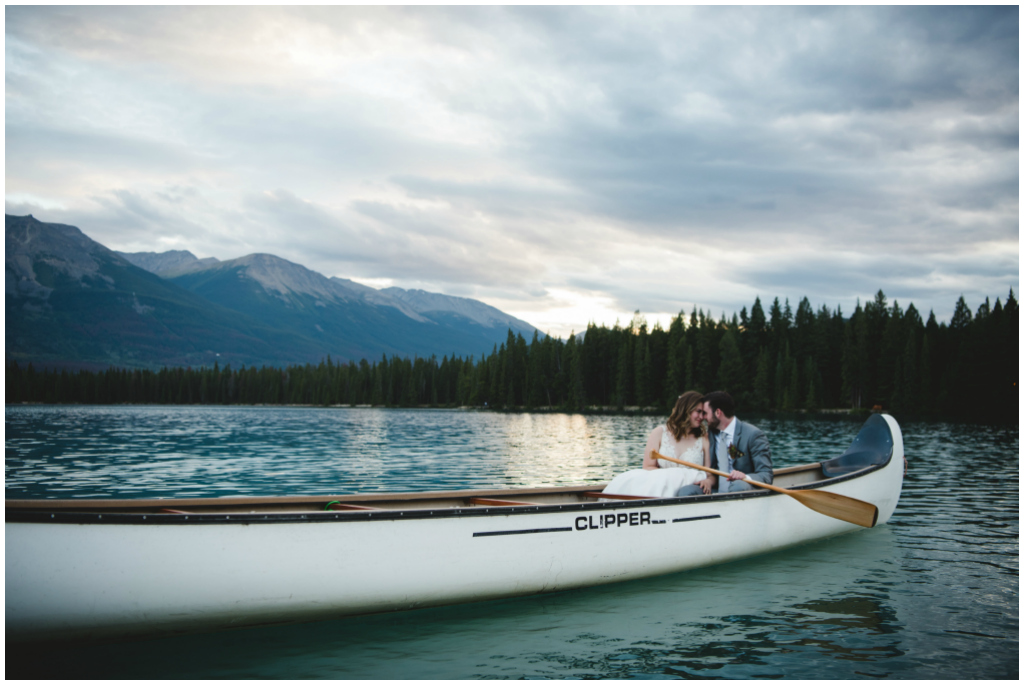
(820, 414, 894, 478)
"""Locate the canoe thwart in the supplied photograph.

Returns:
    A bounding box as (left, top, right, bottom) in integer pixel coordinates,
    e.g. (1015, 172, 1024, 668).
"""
(324, 502, 381, 511)
(468, 497, 542, 507)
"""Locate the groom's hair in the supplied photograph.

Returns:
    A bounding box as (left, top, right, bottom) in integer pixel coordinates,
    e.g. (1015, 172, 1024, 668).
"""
(702, 391, 735, 418)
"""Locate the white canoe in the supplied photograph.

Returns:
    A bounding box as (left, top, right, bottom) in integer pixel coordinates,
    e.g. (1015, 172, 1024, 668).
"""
(5, 414, 904, 643)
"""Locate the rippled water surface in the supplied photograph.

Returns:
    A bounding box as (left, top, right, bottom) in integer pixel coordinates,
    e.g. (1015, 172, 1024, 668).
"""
(5, 406, 1018, 679)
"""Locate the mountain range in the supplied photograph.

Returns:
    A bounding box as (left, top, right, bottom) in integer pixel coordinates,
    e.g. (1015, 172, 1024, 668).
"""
(6, 214, 536, 370)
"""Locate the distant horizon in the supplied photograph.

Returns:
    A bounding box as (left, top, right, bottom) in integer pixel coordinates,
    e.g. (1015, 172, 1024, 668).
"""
(10, 209, 1013, 339)
(89, 216, 1024, 336)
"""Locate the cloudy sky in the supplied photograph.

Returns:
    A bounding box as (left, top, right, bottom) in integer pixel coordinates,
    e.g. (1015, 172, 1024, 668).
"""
(5, 6, 1019, 336)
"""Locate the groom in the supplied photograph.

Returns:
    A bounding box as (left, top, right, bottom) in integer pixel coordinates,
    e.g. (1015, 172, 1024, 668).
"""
(677, 391, 773, 496)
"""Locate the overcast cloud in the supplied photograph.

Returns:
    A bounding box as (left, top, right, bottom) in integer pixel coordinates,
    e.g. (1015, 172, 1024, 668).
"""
(5, 6, 1018, 336)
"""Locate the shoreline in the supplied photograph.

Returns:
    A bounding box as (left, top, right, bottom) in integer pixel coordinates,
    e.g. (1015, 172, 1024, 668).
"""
(2, 401, 881, 417)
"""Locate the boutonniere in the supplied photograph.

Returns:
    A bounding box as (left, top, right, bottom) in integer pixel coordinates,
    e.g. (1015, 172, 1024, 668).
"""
(728, 444, 745, 460)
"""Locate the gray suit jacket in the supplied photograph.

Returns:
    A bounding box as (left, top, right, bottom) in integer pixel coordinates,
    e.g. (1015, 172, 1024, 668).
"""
(709, 418, 773, 485)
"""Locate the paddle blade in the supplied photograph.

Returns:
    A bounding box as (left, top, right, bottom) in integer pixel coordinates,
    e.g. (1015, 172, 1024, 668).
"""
(789, 489, 879, 528)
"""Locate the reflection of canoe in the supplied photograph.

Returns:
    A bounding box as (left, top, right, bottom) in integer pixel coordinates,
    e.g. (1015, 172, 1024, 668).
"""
(5, 414, 904, 643)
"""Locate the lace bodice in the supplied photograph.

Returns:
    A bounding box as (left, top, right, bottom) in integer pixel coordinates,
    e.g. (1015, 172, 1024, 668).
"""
(602, 425, 707, 497)
(658, 427, 703, 468)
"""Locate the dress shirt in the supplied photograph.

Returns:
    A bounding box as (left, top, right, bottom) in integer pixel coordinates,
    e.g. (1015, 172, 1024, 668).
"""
(716, 417, 739, 492)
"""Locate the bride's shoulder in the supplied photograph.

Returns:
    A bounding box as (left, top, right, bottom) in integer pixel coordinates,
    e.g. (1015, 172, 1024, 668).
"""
(647, 425, 666, 445)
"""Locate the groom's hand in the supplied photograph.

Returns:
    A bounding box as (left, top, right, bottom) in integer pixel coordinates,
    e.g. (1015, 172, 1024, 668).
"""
(727, 470, 747, 481)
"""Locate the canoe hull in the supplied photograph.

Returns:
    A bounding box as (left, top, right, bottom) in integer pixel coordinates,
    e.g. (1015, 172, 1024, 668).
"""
(5, 415, 904, 643)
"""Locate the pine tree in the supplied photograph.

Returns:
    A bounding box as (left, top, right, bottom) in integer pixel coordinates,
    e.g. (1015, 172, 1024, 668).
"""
(716, 326, 745, 394)
(695, 310, 715, 391)
(786, 348, 801, 411)
(752, 349, 770, 411)
(793, 297, 815, 362)
(803, 357, 822, 412)
(774, 345, 787, 410)
(566, 333, 586, 411)
(684, 344, 695, 393)
(665, 314, 687, 405)
(614, 335, 633, 408)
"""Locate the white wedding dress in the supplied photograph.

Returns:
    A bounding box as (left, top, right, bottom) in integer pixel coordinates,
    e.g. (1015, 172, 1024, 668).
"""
(602, 427, 706, 498)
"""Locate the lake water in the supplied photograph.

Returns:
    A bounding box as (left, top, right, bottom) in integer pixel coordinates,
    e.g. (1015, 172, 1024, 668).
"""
(5, 406, 1019, 679)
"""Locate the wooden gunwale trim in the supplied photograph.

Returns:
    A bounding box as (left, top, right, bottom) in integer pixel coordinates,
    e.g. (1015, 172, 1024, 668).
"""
(3, 484, 603, 511)
(3, 462, 828, 512)
(775, 463, 822, 475)
(4, 460, 894, 525)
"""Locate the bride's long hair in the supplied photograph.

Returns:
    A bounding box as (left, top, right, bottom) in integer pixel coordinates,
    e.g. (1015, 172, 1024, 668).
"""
(666, 391, 706, 441)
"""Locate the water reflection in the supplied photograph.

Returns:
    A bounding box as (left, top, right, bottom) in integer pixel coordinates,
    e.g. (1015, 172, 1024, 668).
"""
(793, 596, 899, 635)
(497, 413, 652, 488)
(6, 407, 667, 498)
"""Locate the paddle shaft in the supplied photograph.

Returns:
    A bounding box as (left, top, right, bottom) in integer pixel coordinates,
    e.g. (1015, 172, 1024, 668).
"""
(650, 450, 785, 493)
(650, 449, 879, 528)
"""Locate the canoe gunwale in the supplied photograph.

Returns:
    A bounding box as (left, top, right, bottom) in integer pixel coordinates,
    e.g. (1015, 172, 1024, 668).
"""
(5, 414, 897, 525)
(4, 483, 595, 510)
(4, 459, 891, 525)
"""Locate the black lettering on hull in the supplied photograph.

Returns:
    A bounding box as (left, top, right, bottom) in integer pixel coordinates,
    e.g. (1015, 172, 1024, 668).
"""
(475, 512, 720, 538)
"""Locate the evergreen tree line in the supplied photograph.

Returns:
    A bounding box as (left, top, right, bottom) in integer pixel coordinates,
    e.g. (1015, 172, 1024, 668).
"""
(6, 290, 1018, 422)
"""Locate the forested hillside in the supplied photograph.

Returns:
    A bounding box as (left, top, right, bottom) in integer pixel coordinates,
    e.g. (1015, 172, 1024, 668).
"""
(7, 290, 1018, 422)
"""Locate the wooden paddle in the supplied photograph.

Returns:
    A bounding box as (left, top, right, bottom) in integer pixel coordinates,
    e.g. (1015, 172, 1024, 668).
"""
(651, 450, 879, 528)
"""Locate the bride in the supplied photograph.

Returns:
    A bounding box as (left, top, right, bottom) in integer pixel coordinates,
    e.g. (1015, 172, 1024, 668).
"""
(603, 391, 714, 498)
